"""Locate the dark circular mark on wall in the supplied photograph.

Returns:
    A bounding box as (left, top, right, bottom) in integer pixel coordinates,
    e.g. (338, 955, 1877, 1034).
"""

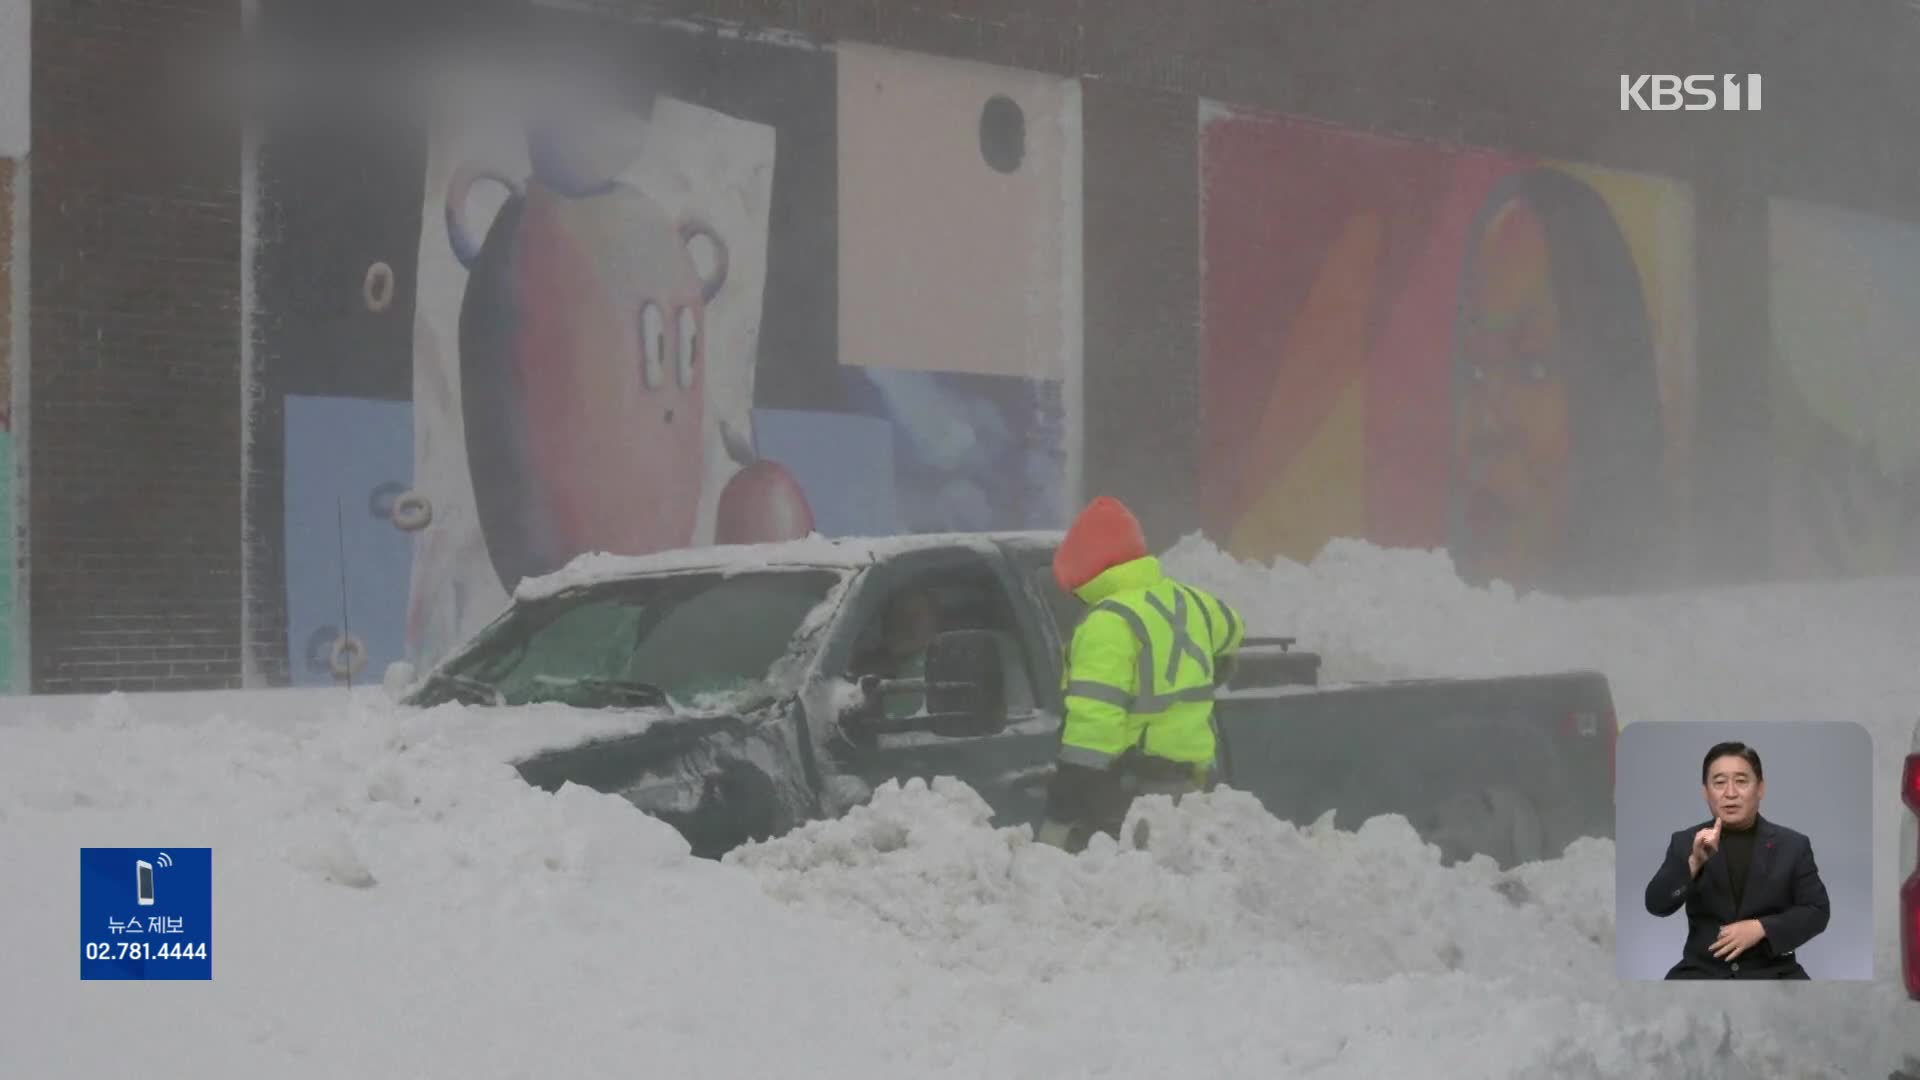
(979, 94, 1025, 174)
(305, 625, 340, 675)
(369, 481, 407, 521)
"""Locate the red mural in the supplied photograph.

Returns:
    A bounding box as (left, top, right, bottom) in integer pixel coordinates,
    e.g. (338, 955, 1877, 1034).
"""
(1200, 104, 1690, 596)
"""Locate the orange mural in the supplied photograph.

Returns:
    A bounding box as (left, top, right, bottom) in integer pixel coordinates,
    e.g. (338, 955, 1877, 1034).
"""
(1199, 104, 1695, 596)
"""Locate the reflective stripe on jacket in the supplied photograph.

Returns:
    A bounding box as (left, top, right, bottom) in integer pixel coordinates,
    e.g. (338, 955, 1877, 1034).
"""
(1057, 554, 1245, 770)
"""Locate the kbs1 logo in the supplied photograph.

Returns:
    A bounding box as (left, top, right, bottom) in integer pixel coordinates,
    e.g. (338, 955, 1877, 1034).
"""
(1620, 74, 1762, 111)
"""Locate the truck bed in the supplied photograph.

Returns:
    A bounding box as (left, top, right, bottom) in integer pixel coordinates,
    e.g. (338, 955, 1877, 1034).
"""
(1215, 670, 1617, 868)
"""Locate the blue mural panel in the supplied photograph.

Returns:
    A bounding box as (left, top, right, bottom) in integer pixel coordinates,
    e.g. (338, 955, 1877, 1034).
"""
(747, 408, 898, 537)
(283, 396, 414, 687)
(836, 367, 1069, 534)
(0, 433, 15, 692)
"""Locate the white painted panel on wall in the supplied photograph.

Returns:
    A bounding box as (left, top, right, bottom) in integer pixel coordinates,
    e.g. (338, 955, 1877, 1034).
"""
(0, 0, 24, 159)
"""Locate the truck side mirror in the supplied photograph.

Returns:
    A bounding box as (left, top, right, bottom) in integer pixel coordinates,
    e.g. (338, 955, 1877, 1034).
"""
(923, 629, 1007, 737)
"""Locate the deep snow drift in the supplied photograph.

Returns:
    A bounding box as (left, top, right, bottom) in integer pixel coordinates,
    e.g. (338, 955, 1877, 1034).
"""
(3, 536, 1918, 1079)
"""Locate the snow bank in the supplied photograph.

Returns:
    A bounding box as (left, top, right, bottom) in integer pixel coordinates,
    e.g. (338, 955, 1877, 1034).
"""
(3, 535, 1917, 1078)
(734, 778, 1911, 1078)
(1164, 535, 1920, 957)
(0, 692, 968, 1079)
(1161, 532, 1920, 736)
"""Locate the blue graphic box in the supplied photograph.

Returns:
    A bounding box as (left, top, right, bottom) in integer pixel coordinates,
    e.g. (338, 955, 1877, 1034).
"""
(80, 848, 212, 981)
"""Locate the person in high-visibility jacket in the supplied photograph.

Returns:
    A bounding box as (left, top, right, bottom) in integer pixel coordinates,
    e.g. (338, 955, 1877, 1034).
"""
(1037, 495, 1246, 851)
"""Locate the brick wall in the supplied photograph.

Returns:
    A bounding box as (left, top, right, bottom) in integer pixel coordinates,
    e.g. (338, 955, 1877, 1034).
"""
(28, 0, 245, 692)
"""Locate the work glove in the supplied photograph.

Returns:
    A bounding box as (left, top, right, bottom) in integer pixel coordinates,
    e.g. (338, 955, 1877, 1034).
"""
(1043, 761, 1124, 824)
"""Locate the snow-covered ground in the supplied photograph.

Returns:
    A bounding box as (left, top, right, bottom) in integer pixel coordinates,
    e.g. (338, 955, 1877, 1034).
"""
(3, 536, 1918, 1078)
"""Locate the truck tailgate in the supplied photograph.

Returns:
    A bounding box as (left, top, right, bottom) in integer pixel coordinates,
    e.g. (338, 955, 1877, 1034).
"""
(1214, 670, 1616, 869)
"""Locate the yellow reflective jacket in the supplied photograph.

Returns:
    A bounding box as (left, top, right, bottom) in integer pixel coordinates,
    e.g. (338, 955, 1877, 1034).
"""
(1057, 555, 1246, 772)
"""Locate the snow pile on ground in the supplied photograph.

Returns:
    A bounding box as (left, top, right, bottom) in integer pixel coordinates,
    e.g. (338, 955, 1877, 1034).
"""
(1162, 532, 1920, 736)
(3, 535, 1918, 1078)
(1167, 534, 1920, 967)
(735, 777, 1915, 1079)
(734, 775, 1618, 984)
(1, 691, 975, 1079)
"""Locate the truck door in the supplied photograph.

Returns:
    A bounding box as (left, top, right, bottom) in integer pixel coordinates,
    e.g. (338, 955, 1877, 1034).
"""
(814, 547, 1062, 830)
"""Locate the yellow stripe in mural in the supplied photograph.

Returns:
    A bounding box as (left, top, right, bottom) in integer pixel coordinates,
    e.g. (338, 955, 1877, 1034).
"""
(1228, 377, 1366, 563)
(1226, 211, 1378, 564)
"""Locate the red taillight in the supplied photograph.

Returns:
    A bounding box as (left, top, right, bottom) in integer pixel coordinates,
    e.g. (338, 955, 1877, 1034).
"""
(1906, 754, 1920, 1001)
(1904, 873, 1920, 1000)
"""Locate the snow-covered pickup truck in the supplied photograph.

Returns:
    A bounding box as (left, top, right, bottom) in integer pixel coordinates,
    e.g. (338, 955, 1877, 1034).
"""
(395, 532, 1618, 867)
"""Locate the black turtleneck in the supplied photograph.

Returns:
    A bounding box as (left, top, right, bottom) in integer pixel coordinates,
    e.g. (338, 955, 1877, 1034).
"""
(1721, 819, 1758, 911)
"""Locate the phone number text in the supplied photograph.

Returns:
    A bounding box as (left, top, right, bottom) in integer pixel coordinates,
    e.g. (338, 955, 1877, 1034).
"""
(85, 941, 208, 961)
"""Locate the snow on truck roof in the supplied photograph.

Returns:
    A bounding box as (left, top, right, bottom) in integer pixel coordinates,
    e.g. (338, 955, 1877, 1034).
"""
(512, 530, 1068, 602)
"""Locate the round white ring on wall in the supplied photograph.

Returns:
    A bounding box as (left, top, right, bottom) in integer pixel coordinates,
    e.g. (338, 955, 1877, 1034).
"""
(330, 634, 368, 678)
(363, 262, 395, 313)
(390, 490, 433, 532)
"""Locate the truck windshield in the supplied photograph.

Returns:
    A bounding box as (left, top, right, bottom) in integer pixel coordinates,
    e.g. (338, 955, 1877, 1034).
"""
(414, 569, 843, 710)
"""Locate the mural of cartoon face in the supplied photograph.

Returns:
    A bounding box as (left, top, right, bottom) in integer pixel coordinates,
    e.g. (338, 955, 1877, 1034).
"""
(447, 137, 729, 589)
(1452, 199, 1572, 588)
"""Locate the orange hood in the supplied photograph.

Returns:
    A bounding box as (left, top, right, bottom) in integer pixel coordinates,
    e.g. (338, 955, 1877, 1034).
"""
(1053, 496, 1150, 594)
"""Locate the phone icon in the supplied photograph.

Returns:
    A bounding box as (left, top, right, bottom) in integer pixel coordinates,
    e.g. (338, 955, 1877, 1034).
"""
(136, 860, 154, 906)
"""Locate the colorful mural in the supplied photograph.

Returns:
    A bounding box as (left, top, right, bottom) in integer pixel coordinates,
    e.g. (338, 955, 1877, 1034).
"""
(390, 25, 1081, 670)
(832, 42, 1079, 537)
(409, 87, 783, 658)
(281, 396, 415, 687)
(1768, 197, 1920, 578)
(1197, 103, 1696, 596)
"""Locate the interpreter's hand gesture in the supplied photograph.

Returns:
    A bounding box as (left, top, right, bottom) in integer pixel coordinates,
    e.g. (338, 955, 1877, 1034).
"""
(1688, 817, 1722, 875)
(1710, 919, 1767, 962)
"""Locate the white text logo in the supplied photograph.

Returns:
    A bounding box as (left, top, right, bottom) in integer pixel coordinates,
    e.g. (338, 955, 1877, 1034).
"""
(1620, 74, 1762, 111)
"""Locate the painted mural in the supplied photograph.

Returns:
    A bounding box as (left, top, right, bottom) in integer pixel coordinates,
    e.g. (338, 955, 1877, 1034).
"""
(1768, 197, 1920, 578)
(390, 25, 1081, 671)
(1197, 103, 1696, 596)
(830, 42, 1078, 539)
(409, 87, 782, 663)
(281, 396, 414, 685)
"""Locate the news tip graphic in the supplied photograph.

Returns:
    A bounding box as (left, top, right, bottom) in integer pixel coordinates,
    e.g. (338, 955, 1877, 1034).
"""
(80, 848, 212, 981)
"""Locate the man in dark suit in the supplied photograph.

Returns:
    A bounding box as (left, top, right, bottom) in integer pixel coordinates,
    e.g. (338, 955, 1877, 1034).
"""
(1643, 740, 1832, 979)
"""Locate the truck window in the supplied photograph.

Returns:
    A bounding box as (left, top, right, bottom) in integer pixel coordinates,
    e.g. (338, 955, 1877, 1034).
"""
(622, 572, 840, 705)
(428, 570, 842, 709)
(850, 566, 1040, 721)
